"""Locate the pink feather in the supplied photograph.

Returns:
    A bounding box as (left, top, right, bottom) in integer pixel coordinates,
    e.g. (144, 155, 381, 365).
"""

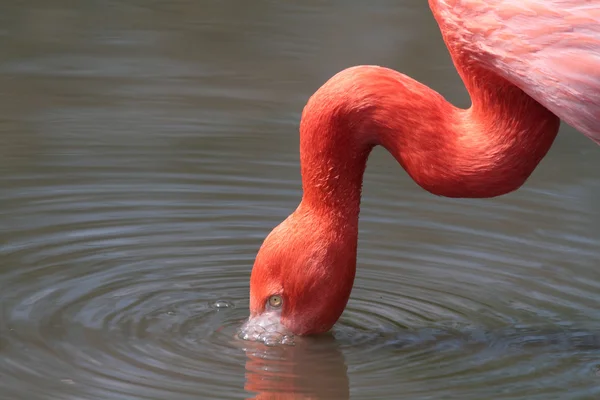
(431, 0, 600, 144)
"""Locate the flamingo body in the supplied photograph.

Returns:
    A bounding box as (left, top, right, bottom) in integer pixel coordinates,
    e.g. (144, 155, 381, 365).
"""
(432, 0, 600, 144)
(239, 0, 600, 339)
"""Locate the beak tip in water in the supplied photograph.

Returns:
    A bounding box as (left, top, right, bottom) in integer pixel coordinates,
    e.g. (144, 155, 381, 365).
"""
(237, 311, 295, 346)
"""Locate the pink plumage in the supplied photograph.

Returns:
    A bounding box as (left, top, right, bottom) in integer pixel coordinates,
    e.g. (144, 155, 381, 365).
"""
(431, 0, 600, 144)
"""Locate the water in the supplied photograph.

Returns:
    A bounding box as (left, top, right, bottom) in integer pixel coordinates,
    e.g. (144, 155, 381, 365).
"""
(1, 1, 600, 399)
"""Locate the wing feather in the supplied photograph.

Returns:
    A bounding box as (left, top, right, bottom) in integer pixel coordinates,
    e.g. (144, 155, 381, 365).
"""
(431, 0, 600, 144)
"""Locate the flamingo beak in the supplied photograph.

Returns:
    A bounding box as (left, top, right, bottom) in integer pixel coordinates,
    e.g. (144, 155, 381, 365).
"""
(237, 308, 295, 346)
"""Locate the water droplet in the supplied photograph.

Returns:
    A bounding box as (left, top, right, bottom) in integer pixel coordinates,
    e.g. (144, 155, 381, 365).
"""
(262, 335, 282, 347)
(211, 299, 234, 309)
(281, 335, 295, 346)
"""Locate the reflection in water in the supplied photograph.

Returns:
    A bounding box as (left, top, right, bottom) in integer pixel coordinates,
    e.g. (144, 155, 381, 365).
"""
(243, 336, 349, 400)
(1, 0, 600, 399)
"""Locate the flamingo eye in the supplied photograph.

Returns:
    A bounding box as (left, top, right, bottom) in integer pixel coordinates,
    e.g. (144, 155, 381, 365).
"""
(267, 295, 283, 308)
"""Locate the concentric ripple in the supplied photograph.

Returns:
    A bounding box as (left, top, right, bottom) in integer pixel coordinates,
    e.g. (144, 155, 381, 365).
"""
(2, 110, 600, 400)
(0, 127, 303, 399)
(1, 219, 252, 398)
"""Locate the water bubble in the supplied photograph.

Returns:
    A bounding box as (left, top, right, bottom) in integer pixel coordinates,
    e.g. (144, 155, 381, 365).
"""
(280, 335, 295, 346)
(262, 333, 283, 347)
(237, 315, 296, 347)
(211, 299, 234, 309)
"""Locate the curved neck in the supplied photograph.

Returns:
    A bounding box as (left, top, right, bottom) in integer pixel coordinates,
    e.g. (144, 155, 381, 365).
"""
(297, 65, 560, 224)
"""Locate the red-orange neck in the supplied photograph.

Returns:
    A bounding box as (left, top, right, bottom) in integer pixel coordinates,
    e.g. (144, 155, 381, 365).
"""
(297, 65, 559, 227)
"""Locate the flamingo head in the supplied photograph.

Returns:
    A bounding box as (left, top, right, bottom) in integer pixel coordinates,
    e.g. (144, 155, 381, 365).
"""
(239, 209, 357, 343)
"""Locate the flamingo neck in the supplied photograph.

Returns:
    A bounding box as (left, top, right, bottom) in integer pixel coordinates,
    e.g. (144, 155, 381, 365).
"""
(297, 65, 560, 226)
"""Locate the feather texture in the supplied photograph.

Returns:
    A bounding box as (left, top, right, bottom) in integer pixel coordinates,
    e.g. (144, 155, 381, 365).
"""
(431, 0, 600, 144)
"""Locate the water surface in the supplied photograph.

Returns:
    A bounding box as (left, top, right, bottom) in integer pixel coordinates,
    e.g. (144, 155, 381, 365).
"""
(1, 1, 600, 399)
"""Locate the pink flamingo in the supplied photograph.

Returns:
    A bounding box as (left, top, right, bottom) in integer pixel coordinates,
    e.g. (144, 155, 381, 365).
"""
(240, 0, 600, 339)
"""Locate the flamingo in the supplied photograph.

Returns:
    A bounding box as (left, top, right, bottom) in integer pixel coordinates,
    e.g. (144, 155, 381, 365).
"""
(239, 0, 600, 340)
